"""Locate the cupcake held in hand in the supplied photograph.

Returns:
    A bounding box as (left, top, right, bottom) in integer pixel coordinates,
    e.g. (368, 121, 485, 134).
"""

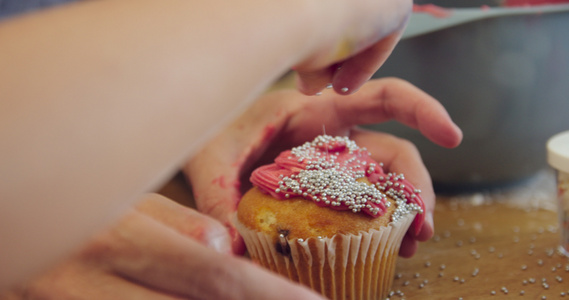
(234, 135, 424, 300)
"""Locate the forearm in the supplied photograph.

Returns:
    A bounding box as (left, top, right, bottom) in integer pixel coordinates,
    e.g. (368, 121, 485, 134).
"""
(0, 0, 335, 289)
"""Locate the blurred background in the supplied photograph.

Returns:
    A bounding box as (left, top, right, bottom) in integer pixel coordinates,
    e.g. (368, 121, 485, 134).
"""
(367, 0, 569, 193)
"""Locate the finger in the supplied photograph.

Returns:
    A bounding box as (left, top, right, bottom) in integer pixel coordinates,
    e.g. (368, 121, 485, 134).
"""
(329, 78, 462, 148)
(295, 65, 337, 96)
(331, 31, 402, 95)
(293, 0, 411, 96)
(134, 193, 232, 254)
(92, 210, 326, 300)
(295, 31, 401, 96)
(184, 91, 304, 254)
(185, 169, 245, 255)
(350, 129, 434, 244)
(417, 210, 435, 241)
(15, 257, 186, 300)
(399, 231, 418, 258)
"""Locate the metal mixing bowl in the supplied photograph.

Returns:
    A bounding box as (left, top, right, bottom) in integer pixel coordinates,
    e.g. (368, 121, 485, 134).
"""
(368, 3, 569, 192)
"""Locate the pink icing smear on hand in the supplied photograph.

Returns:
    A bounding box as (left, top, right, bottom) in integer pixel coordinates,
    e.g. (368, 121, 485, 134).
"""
(250, 135, 424, 229)
(413, 4, 452, 18)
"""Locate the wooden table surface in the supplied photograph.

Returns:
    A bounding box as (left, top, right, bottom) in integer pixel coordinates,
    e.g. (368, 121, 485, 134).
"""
(391, 197, 568, 300)
(158, 172, 569, 300)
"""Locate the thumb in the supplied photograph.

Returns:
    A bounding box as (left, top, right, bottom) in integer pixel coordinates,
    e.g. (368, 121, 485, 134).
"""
(183, 92, 296, 254)
(197, 182, 246, 255)
(183, 159, 246, 254)
(134, 193, 233, 254)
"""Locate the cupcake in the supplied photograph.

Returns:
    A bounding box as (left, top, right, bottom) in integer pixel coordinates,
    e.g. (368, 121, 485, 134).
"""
(234, 135, 424, 300)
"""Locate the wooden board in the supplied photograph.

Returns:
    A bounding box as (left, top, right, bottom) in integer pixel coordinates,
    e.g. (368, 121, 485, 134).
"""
(391, 198, 569, 299)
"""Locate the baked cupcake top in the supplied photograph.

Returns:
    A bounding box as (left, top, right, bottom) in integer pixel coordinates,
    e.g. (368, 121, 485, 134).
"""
(250, 135, 425, 232)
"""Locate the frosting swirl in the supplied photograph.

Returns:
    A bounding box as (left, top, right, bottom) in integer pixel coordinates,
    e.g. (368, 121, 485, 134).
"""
(250, 135, 424, 227)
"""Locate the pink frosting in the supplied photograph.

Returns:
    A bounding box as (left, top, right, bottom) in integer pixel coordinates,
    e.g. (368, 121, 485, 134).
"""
(250, 136, 425, 231)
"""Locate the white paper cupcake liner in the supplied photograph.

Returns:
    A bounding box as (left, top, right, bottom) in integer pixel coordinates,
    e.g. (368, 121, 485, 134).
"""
(234, 212, 416, 300)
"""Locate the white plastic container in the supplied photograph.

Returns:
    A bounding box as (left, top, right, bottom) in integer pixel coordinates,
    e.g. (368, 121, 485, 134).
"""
(547, 130, 569, 257)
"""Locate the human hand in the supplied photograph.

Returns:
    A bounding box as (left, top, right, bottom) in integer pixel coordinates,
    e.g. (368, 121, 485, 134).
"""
(293, 0, 412, 95)
(184, 78, 462, 257)
(0, 194, 326, 300)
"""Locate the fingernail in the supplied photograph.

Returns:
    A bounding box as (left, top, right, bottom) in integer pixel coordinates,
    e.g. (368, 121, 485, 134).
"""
(426, 211, 434, 232)
(205, 230, 233, 254)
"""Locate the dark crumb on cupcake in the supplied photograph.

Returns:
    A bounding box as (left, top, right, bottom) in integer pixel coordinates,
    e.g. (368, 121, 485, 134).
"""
(275, 228, 291, 257)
